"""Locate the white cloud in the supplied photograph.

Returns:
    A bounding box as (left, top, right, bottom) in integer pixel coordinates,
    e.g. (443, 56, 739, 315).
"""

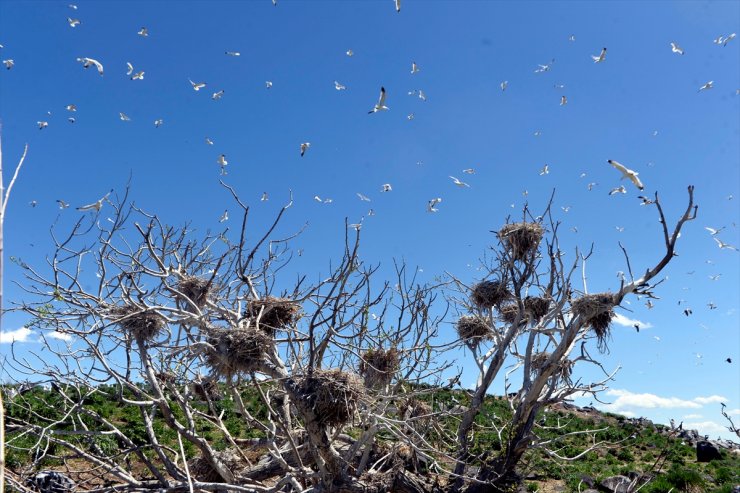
(46, 331, 73, 342)
(728, 408, 740, 416)
(683, 420, 728, 437)
(603, 389, 728, 412)
(0, 327, 33, 343)
(693, 395, 726, 405)
(612, 313, 653, 330)
(683, 413, 703, 420)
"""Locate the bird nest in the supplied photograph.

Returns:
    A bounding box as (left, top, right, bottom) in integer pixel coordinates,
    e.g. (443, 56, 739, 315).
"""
(105, 304, 166, 342)
(530, 352, 574, 382)
(290, 369, 365, 427)
(471, 280, 511, 308)
(571, 293, 615, 351)
(187, 448, 247, 483)
(191, 378, 223, 401)
(359, 348, 400, 388)
(524, 296, 550, 319)
(456, 315, 494, 343)
(498, 222, 544, 261)
(245, 296, 301, 333)
(177, 275, 212, 309)
(398, 398, 433, 427)
(498, 303, 520, 325)
(203, 328, 273, 378)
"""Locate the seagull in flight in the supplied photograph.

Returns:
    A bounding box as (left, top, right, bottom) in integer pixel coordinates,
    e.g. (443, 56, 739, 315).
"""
(381, 183, 392, 192)
(77, 190, 112, 212)
(212, 89, 225, 100)
(394, 0, 400, 12)
(714, 237, 738, 251)
(57, 199, 70, 209)
(368, 87, 389, 113)
(609, 185, 627, 195)
(219, 210, 228, 223)
(356, 192, 371, 202)
(217, 154, 228, 166)
(607, 159, 644, 190)
(346, 49, 354, 57)
(714, 33, 736, 47)
(449, 176, 470, 187)
(462, 168, 475, 174)
(189, 79, 206, 91)
(77, 57, 104, 76)
(704, 226, 724, 236)
(334, 80, 346, 90)
(265, 80, 273, 89)
(300, 142, 310, 156)
(126, 62, 134, 76)
(427, 197, 442, 212)
(670, 42, 684, 55)
(225, 51, 241, 56)
(261, 192, 269, 201)
(560, 95, 567, 106)
(418, 89, 427, 101)
(119, 112, 131, 121)
(138, 27, 148, 37)
(411, 61, 420, 74)
(131, 71, 144, 80)
(539, 164, 549, 175)
(3, 59, 14, 70)
(591, 47, 607, 63)
(205, 137, 214, 145)
(698, 81, 713, 92)
(154, 119, 163, 127)
(500, 81, 508, 91)
(37, 121, 48, 130)
(68, 17, 80, 27)
(534, 60, 554, 73)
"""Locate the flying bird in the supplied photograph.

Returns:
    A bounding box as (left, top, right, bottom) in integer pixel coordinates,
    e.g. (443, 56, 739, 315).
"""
(698, 81, 713, 92)
(189, 79, 206, 91)
(560, 95, 567, 106)
(212, 90, 224, 100)
(77, 190, 112, 212)
(154, 119, 163, 127)
(57, 199, 70, 209)
(334, 80, 346, 90)
(37, 121, 48, 130)
(265, 80, 273, 89)
(500, 81, 508, 91)
(225, 51, 241, 56)
(137, 27, 148, 37)
(591, 47, 607, 63)
(714, 33, 736, 46)
(217, 154, 228, 166)
(381, 183, 392, 192)
(534, 60, 554, 73)
(637, 195, 654, 205)
(568, 34, 575, 42)
(205, 137, 214, 145)
(609, 185, 627, 195)
(449, 176, 470, 187)
(607, 159, 644, 190)
(394, 0, 400, 12)
(119, 112, 130, 121)
(356, 192, 371, 202)
(704, 226, 725, 236)
(3, 59, 14, 70)
(346, 49, 354, 57)
(427, 197, 442, 212)
(407, 113, 414, 120)
(368, 87, 389, 113)
(77, 57, 104, 75)
(462, 168, 475, 174)
(417, 89, 427, 101)
(713, 237, 738, 251)
(539, 164, 549, 175)
(261, 192, 269, 201)
(219, 210, 228, 223)
(411, 61, 420, 74)
(670, 42, 684, 55)
(130, 71, 144, 80)
(126, 62, 134, 75)
(68, 4, 77, 9)
(300, 142, 310, 156)
(67, 17, 80, 27)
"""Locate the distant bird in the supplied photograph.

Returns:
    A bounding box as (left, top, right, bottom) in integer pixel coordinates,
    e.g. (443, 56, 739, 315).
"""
(356, 192, 371, 202)
(154, 119, 163, 127)
(560, 95, 567, 106)
(300, 142, 310, 157)
(130, 71, 144, 80)
(637, 195, 654, 205)
(615, 226, 625, 232)
(634, 324, 640, 333)
(713, 237, 738, 251)
(119, 112, 130, 121)
(609, 185, 627, 195)
(65, 104, 76, 112)
(534, 61, 553, 73)
(568, 34, 575, 42)
(533, 130, 542, 137)
(411, 61, 420, 74)
(670, 42, 684, 55)
(607, 160, 644, 190)
(67, 17, 80, 27)
(394, 0, 401, 12)
(29, 200, 37, 207)
(381, 183, 392, 192)
(707, 302, 717, 310)
(704, 226, 725, 236)
(219, 210, 228, 223)
(646, 300, 654, 309)
(714, 33, 736, 46)
(334, 80, 346, 90)
(3, 59, 14, 70)
(189, 79, 206, 91)
(561, 206, 571, 212)
(225, 51, 240, 56)
(417, 89, 427, 101)
(69, 4, 77, 9)
(346, 49, 354, 57)
(68, 117, 75, 123)
(450, 176, 470, 187)
(126, 62, 134, 76)
(427, 197, 442, 212)
(57, 199, 70, 209)
(698, 81, 713, 92)
(212, 89, 224, 100)
(265, 80, 273, 89)
(500, 80, 508, 91)
(587, 182, 597, 191)
(591, 47, 607, 63)
(137, 27, 148, 37)
(368, 87, 389, 113)
(261, 192, 268, 201)
(217, 154, 228, 166)
(205, 137, 214, 145)
(77, 190, 112, 212)
(407, 113, 414, 120)
(727, 358, 733, 364)
(37, 121, 48, 130)
(683, 308, 692, 317)
(77, 57, 104, 75)
(709, 274, 721, 281)
(462, 168, 475, 174)
(539, 164, 549, 175)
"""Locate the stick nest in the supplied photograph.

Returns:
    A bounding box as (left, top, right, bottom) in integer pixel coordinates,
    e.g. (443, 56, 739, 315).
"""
(191, 378, 223, 401)
(245, 296, 301, 333)
(177, 275, 212, 309)
(499, 303, 520, 325)
(290, 369, 364, 426)
(572, 293, 615, 351)
(398, 398, 433, 427)
(188, 448, 247, 483)
(524, 296, 550, 319)
(498, 222, 544, 261)
(203, 328, 273, 378)
(359, 348, 400, 388)
(105, 304, 166, 342)
(471, 280, 511, 308)
(456, 315, 494, 343)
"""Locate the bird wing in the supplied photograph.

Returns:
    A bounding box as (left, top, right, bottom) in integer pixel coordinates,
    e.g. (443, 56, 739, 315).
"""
(378, 87, 387, 107)
(89, 58, 104, 75)
(628, 173, 644, 190)
(607, 159, 629, 176)
(126, 62, 133, 75)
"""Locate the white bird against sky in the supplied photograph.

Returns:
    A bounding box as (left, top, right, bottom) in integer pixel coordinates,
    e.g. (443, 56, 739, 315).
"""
(334, 80, 346, 90)
(300, 142, 310, 157)
(138, 27, 148, 37)
(698, 81, 713, 92)
(714, 237, 739, 251)
(381, 183, 392, 192)
(217, 154, 228, 166)
(346, 49, 353, 57)
(77, 57, 104, 75)
(411, 61, 420, 74)
(265, 80, 273, 89)
(126, 62, 134, 76)
(212, 89, 224, 100)
(607, 159, 644, 190)
(368, 87, 389, 113)
(68, 17, 80, 27)
(189, 79, 206, 91)
(394, 0, 400, 13)
(65, 104, 76, 112)
(37, 121, 48, 130)
(119, 112, 130, 121)
(225, 51, 240, 56)
(704, 226, 725, 236)
(357, 192, 371, 202)
(539, 164, 549, 175)
(591, 47, 607, 63)
(462, 168, 475, 174)
(154, 119, 163, 127)
(609, 185, 627, 195)
(500, 80, 508, 91)
(670, 42, 684, 55)
(449, 176, 470, 187)
(3, 59, 14, 70)
(77, 190, 112, 212)
(427, 197, 442, 212)
(131, 71, 144, 80)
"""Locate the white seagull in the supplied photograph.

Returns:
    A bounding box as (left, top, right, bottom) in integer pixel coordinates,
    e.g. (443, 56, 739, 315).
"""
(534, 61, 554, 73)
(3, 59, 14, 70)
(381, 183, 392, 192)
(77, 57, 104, 75)
(394, 0, 400, 12)
(449, 176, 470, 187)
(131, 71, 144, 80)
(704, 226, 725, 236)
(77, 190, 112, 212)
(334, 80, 346, 90)
(591, 47, 607, 63)
(418, 89, 427, 101)
(219, 210, 228, 223)
(65, 104, 76, 111)
(225, 51, 241, 56)
(265, 80, 273, 89)
(609, 185, 627, 195)
(57, 199, 70, 209)
(427, 197, 442, 212)
(698, 81, 713, 92)
(126, 62, 134, 75)
(500, 80, 508, 91)
(539, 164, 549, 175)
(411, 61, 420, 74)
(300, 142, 310, 156)
(670, 42, 684, 55)
(68, 17, 80, 27)
(154, 119, 163, 127)
(119, 112, 131, 121)
(346, 49, 354, 57)
(357, 192, 371, 202)
(212, 90, 225, 100)
(607, 159, 644, 190)
(462, 168, 475, 174)
(560, 95, 567, 106)
(217, 154, 228, 166)
(189, 79, 206, 91)
(714, 237, 738, 251)
(37, 121, 48, 130)
(205, 137, 214, 145)
(368, 87, 389, 114)
(138, 27, 148, 37)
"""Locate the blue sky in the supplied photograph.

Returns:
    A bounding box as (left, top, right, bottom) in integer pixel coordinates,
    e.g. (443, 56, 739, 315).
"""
(1, 1, 738, 439)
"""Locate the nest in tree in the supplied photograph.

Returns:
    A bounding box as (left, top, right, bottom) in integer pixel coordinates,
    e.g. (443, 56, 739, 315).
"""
(290, 369, 364, 426)
(359, 348, 400, 388)
(571, 293, 615, 351)
(498, 222, 544, 261)
(177, 275, 212, 309)
(524, 296, 550, 319)
(471, 280, 510, 308)
(203, 328, 273, 378)
(456, 316, 494, 343)
(398, 398, 433, 427)
(530, 351, 551, 375)
(245, 296, 301, 333)
(499, 303, 520, 325)
(191, 378, 223, 401)
(106, 304, 166, 342)
(188, 448, 247, 483)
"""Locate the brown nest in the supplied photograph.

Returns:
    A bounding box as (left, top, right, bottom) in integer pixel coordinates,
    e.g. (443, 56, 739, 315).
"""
(530, 352, 574, 382)
(398, 398, 433, 427)
(106, 304, 166, 342)
(571, 293, 615, 351)
(187, 448, 247, 483)
(203, 328, 273, 378)
(359, 348, 400, 388)
(498, 222, 545, 261)
(245, 296, 301, 333)
(499, 303, 520, 325)
(289, 369, 364, 426)
(471, 280, 510, 308)
(524, 296, 550, 319)
(191, 378, 223, 401)
(177, 275, 212, 309)
(456, 315, 494, 343)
